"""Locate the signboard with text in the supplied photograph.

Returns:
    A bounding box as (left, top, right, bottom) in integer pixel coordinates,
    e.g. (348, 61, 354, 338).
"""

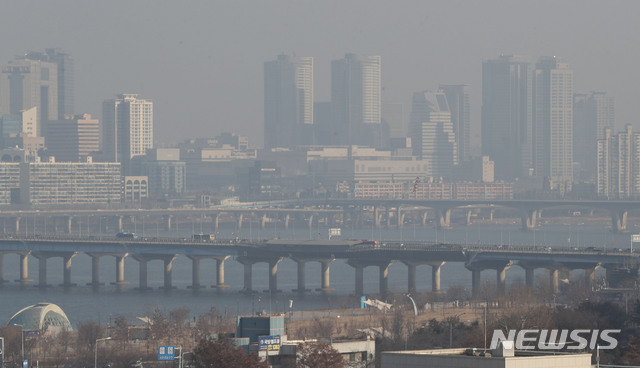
(258, 335, 281, 352)
(157, 345, 175, 361)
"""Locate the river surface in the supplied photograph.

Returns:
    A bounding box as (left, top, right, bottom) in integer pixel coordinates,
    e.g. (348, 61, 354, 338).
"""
(1, 218, 638, 326)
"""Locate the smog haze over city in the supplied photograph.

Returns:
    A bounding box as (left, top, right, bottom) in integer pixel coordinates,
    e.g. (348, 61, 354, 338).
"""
(1, 0, 638, 150)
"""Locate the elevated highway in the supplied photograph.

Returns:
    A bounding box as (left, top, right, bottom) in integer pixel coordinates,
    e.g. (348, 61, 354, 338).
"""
(0, 236, 637, 297)
(0, 198, 639, 235)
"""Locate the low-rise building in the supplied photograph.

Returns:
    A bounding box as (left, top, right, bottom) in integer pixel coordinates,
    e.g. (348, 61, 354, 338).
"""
(381, 347, 591, 368)
(19, 157, 121, 205)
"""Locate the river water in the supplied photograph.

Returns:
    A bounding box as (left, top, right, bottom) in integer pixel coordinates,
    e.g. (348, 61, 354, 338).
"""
(0, 218, 637, 326)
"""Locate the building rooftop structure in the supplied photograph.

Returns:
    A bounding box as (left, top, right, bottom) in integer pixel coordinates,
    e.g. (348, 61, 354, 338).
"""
(381, 346, 591, 368)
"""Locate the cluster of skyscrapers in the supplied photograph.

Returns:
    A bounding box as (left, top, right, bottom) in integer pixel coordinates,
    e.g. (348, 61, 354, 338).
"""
(264, 52, 631, 199)
(0, 47, 635, 206)
(0, 49, 162, 205)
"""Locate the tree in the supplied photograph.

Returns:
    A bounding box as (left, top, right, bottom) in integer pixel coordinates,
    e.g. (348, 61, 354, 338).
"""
(193, 338, 268, 368)
(113, 314, 130, 348)
(149, 307, 169, 343)
(297, 342, 345, 368)
(76, 320, 104, 353)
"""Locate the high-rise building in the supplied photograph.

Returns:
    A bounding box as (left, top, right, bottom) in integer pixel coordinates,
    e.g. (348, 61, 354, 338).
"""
(597, 125, 640, 199)
(331, 54, 382, 147)
(45, 114, 100, 162)
(0, 58, 58, 133)
(264, 54, 313, 149)
(439, 85, 471, 163)
(23, 49, 74, 119)
(410, 90, 457, 178)
(102, 94, 153, 168)
(533, 56, 574, 187)
(481, 55, 533, 180)
(382, 102, 406, 139)
(574, 92, 614, 182)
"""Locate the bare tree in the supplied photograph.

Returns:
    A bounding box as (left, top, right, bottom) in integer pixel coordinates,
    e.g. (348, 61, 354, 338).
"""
(193, 338, 268, 368)
(149, 307, 169, 343)
(76, 320, 104, 353)
(297, 342, 345, 368)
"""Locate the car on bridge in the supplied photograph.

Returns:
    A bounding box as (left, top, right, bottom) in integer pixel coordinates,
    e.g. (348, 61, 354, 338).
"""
(116, 232, 138, 239)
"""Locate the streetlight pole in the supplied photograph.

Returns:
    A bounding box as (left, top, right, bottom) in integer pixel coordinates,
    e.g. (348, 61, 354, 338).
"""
(94, 337, 112, 368)
(181, 351, 193, 368)
(12, 324, 23, 362)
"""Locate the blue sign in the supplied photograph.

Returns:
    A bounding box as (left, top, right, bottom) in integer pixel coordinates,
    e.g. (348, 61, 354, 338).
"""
(258, 335, 281, 352)
(23, 359, 28, 368)
(157, 346, 175, 361)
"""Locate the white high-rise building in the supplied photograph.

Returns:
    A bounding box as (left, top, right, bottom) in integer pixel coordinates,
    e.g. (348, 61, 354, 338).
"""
(533, 56, 573, 187)
(331, 54, 381, 146)
(264, 55, 314, 149)
(597, 125, 640, 199)
(440, 84, 471, 164)
(102, 94, 153, 166)
(410, 90, 457, 178)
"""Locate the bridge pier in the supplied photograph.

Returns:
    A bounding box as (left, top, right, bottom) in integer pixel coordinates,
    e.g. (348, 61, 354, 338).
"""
(261, 214, 268, 230)
(308, 215, 314, 231)
(242, 261, 253, 293)
(422, 211, 429, 227)
(355, 265, 364, 296)
(471, 269, 481, 299)
(284, 214, 291, 230)
(378, 261, 393, 297)
(164, 215, 172, 231)
(525, 267, 534, 288)
(36, 254, 48, 287)
(214, 256, 230, 289)
(465, 210, 473, 226)
(268, 258, 283, 293)
(18, 253, 32, 285)
(611, 210, 628, 233)
(138, 259, 149, 290)
(293, 260, 307, 293)
(114, 255, 128, 286)
(406, 262, 417, 294)
(62, 253, 77, 287)
(236, 214, 243, 231)
(14, 217, 21, 234)
(436, 208, 452, 229)
(87, 254, 104, 287)
(496, 262, 512, 296)
(520, 208, 539, 231)
(549, 268, 559, 294)
(162, 255, 178, 290)
(188, 256, 203, 289)
(397, 208, 405, 229)
(429, 261, 446, 292)
(212, 213, 219, 231)
(374, 207, 382, 229)
(66, 216, 73, 234)
(319, 259, 334, 292)
(117, 216, 124, 232)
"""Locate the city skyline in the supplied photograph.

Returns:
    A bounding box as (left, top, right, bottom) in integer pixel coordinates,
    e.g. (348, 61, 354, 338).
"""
(0, 1, 636, 151)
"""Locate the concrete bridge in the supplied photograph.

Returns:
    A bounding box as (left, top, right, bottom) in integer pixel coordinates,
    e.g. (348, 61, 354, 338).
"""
(0, 236, 637, 298)
(0, 198, 639, 236)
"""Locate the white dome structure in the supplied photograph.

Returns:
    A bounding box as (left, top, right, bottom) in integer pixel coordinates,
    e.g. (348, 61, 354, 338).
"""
(7, 303, 73, 333)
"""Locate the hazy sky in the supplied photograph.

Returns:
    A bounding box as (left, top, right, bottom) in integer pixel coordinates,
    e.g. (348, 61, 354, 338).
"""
(1, 0, 638, 149)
